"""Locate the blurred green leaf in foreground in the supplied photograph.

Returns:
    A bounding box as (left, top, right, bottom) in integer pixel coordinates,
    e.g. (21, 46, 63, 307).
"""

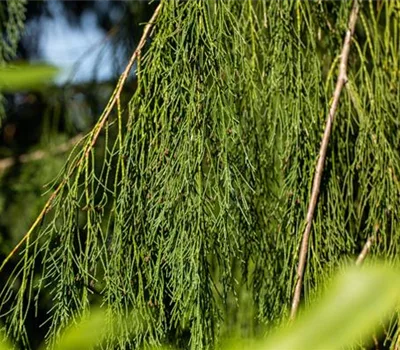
(49, 310, 108, 350)
(0, 64, 59, 92)
(229, 262, 400, 350)
(2, 262, 400, 349)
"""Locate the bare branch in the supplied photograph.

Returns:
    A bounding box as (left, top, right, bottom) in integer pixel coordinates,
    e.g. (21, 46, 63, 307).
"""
(355, 236, 375, 266)
(290, 0, 361, 320)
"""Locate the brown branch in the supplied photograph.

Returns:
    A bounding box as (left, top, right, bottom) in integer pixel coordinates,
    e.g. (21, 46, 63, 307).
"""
(0, 134, 83, 172)
(84, 2, 163, 158)
(290, 0, 360, 320)
(355, 236, 375, 266)
(0, 2, 163, 274)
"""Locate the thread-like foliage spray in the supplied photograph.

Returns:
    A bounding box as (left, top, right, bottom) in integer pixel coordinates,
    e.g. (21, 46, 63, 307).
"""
(1, 1, 400, 349)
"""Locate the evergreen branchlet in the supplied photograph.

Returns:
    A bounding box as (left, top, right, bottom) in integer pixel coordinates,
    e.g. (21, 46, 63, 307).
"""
(1, 1, 400, 349)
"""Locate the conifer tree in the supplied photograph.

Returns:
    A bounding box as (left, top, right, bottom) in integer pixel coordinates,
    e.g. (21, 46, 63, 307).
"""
(1, 0, 400, 349)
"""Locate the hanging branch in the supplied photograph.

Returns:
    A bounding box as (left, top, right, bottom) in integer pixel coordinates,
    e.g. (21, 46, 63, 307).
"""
(0, 2, 163, 274)
(290, 0, 361, 320)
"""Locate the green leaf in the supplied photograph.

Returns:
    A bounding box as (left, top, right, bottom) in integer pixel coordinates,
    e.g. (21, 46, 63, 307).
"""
(268, 263, 400, 350)
(230, 263, 400, 350)
(0, 331, 13, 350)
(0, 341, 13, 350)
(50, 309, 108, 350)
(0, 64, 59, 92)
(47, 308, 147, 350)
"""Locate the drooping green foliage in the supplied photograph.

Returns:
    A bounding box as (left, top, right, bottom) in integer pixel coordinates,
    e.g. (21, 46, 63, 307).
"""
(1, 1, 400, 349)
(0, 0, 26, 63)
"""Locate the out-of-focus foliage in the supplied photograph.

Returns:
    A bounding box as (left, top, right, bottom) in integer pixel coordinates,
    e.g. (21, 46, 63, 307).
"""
(246, 263, 400, 350)
(2, 263, 400, 350)
(0, 308, 109, 350)
(0, 64, 58, 92)
(49, 309, 108, 350)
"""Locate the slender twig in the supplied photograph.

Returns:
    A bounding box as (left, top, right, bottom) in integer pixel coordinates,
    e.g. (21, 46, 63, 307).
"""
(0, 133, 83, 172)
(395, 332, 400, 350)
(84, 2, 163, 158)
(290, 0, 361, 320)
(364, 240, 380, 348)
(0, 2, 163, 274)
(355, 236, 375, 266)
